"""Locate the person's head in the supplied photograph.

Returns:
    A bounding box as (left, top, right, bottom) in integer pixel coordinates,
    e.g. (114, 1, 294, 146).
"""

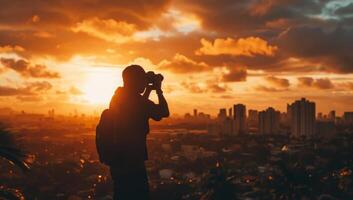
(122, 65, 147, 93)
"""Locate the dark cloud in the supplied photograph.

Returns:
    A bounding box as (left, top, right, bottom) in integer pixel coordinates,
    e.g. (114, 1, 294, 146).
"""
(265, 76, 290, 88)
(0, 58, 60, 78)
(277, 26, 353, 73)
(175, 0, 326, 34)
(297, 77, 335, 89)
(0, 0, 171, 29)
(222, 67, 247, 82)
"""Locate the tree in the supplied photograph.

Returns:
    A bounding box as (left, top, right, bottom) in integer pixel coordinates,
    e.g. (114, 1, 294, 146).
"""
(0, 126, 30, 200)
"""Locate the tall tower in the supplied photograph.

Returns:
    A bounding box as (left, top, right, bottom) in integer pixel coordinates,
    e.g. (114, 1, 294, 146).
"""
(258, 107, 280, 134)
(288, 98, 316, 137)
(218, 108, 227, 121)
(328, 110, 336, 122)
(233, 104, 247, 134)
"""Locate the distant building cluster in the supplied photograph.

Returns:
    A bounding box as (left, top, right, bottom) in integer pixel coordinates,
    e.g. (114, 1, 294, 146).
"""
(205, 97, 353, 137)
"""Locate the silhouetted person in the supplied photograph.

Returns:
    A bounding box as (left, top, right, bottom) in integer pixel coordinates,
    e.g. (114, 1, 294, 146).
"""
(105, 65, 169, 200)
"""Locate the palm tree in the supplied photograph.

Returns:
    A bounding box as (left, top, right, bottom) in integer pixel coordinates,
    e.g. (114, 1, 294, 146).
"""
(0, 127, 30, 172)
(0, 126, 30, 200)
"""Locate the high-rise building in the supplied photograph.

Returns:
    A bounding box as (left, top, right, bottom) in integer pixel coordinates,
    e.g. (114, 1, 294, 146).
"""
(258, 107, 280, 134)
(328, 110, 336, 122)
(248, 109, 258, 122)
(193, 109, 198, 117)
(228, 108, 232, 118)
(218, 108, 227, 121)
(288, 98, 316, 137)
(343, 112, 353, 125)
(233, 104, 247, 134)
(317, 112, 323, 121)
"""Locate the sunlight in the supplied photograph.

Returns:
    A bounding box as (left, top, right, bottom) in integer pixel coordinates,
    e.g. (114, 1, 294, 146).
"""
(82, 67, 122, 104)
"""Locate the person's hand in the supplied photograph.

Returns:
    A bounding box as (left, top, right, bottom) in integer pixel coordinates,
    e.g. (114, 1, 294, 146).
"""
(146, 84, 154, 91)
(154, 79, 162, 91)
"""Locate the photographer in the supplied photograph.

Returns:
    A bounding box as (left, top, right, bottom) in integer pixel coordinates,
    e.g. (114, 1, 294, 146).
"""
(106, 65, 169, 200)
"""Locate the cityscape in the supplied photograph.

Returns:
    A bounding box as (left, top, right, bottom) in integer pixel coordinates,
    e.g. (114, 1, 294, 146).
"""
(0, 1, 353, 199)
(0, 97, 352, 199)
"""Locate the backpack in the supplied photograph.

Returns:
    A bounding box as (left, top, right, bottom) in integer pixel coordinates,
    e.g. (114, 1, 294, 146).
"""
(96, 108, 117, 165)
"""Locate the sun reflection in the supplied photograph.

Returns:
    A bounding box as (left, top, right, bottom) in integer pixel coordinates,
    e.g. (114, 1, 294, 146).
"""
(82, 67, 122, 104)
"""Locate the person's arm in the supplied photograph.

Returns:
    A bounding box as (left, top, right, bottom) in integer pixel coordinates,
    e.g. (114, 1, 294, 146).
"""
(156, 88, 169, 118)
(147, 78, 169, 121)
(143, 85, 153, 99)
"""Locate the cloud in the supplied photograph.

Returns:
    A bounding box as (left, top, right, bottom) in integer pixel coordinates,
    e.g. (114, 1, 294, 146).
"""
(196, 37, 278, 57)
(0, 45, 25, 53)
(180, 80, 229, 93)
(255, 86, 287, 92)
(0, 81, 52, 96)
(342, 82, 353, 90)
(0, 0, 171, 29)
(16, 95, 43, 102)
(297, 77, 335, 89)
(71, 18, 137, 43)
(175, 0, 326, 34)
(69, 86, 84, 95)
(277, 26, 353, 73)
(0, 86, 31, 96)
(335, 3, 353, 16)
(181, 81, 205, 93)
(26, 81, 52, 91)
(0, 0, 172, 60)
(0, 58, 60, 78)
(208, 83, 228, 93)
(158, 53, 209, 73)
(222, 67, 247, 82)
(265, 76, 290, 88)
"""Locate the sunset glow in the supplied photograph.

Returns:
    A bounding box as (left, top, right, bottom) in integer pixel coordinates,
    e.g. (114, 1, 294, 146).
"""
(82, 67, 123, 105)
(0, 0, 352, 115)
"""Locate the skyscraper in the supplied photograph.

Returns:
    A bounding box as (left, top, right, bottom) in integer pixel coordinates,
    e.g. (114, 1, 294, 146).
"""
(233, 104, 246, 134)
(343, 112, 353, 125)
(328, 110, 336, 122)
(258, 107, 280, 134)
(248, 109, 259, 122)
(288, 98, 316, 137)
(218, 108, 227, 121)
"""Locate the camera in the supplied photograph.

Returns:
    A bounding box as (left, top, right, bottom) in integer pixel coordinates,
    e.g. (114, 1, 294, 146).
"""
(146, 71, 164, 87)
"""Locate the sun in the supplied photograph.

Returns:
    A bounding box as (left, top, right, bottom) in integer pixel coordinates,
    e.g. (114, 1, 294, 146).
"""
(82, 67, 123, 105)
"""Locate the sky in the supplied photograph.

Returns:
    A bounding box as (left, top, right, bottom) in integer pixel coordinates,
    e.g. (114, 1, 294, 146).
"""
(0, 0, 353, 116)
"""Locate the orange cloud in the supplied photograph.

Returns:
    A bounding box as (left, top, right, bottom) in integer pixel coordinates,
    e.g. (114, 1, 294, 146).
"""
(158, 53, 209, 73)
(297, 77, 335, 90)
(0, 45, 25, 53)
(72, 18, 137, 43)
(196, 37, 278, 57)
(0, 58, 60, 78)
(265, 76, 290, 88)
(222, 67, 247, 82)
